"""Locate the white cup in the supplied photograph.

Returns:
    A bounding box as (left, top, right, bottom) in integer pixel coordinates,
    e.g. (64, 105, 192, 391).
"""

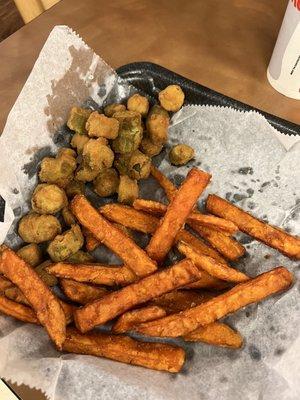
(267, 1, 300, 99)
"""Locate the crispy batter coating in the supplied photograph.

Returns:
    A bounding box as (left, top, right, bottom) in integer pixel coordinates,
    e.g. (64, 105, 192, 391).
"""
(112, 111, 143, 154)
(75, 165, 99, 182)
(206, 194, 300, 260)
(17, 243, 43, 267)
(47, 263, 136, 286)
(127, 94, 149, 116)
(65, 180, 85, 198)
(62, 206, 76, 226)
(93, 168, 119, 197)
(118, 175, 139, 205)
(113, 306, 167, 333)
(18, 213, 61, 243)
(74, 259, 200, 332)
(184, 322, 243, 348)
(146, 168, 211, 263)
(66, 250, 94, 263)
(177, 241, 249, 283)
(62, 327, 185, 373)
(136, 267, 293, 337)
(47, 224, 84, 262)
(127, 150, 151, 180)
(35, 260, 58, 286)
(0, 294, 38, 324)
(114, 153, 131, 175)
(60, 279, 108, 304)
(67, 107, 91, 134)
(31, 184, 67, 214)
(82, 138, 114, 172)
(39, 148, 77, 188)
(139, 136, 163, 157)
(86, 111, 119, 139)
(146, 106, 169, 145)
(169, 144, 194, 166)
(0, 247, 66, 348)
(70, 132, 90, 153)
(104, 103, 126, 117)
(71, 195, 156, 277)
(158, 85, 185, 112)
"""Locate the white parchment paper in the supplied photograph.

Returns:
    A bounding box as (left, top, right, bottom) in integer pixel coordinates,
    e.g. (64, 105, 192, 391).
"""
(0, 26, 299, 400)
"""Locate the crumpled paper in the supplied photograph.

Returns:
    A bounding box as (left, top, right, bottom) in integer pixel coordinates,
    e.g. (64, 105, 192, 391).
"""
(0, 25, 299, 400)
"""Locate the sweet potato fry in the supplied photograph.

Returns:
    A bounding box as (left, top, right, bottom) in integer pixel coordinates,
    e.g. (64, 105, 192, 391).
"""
(5, 286, 30, 305)
(146, 168, 211, 263)
(74, 259, 201, 332)
(189, 221, 245, 261)
(83, 228, 100, 252)
(178, 241, 249, 283)
(206, 194, 300, 260)
(136, 267, 293, 337)
(0, 275, 13, 291)
(184, 322, 243, 348)
(150, 164, 177, 201)
(133, 199, 238, 234)
(62, 327, 185, 373)
(60, 279, 108, 304)
(71, 195, 157, 276)
(0, 294, 38, 324)
(0, 247, 66, 349)
(113, 306, 167, 333)
(48, 263, 136, 286)
(184, 271, 229, 290)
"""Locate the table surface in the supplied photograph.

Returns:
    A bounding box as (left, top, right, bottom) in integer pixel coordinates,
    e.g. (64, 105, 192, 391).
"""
(1, 0, 299, 398)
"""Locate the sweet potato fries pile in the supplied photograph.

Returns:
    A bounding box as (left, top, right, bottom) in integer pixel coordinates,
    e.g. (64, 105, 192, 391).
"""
(0, 166, 298, 373)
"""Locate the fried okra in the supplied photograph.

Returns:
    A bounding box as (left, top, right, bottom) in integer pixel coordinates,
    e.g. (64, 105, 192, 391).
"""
(39, 148, 77, 188)
(67, 250, 94, 263)
(31, 184, 67, 214)
(67, 107, 91, 135)
(128, 150, 151, 180)
(35, 260, 58, 286)
(114, 153, 131, 176)
(70, 133, 90, 154)
(139, 135, 163, 157)
(18, 213, 61, 243)
(86, 111, 119, 139)
(112, 111, 143, 154)
(104, 103, 126, 117)
(158, 85, 185, 112)
(118, 175, 139, 205)
(65, 180, 85, 198)
(169, 144, 194, 166)
(17, 243, 43, 267)
(62, 207, 76, 226)
(93, 168, 119, 197)
(47, 224, 84, 262)
(146, 105, 169, 145)
(127, 94, 149, 117)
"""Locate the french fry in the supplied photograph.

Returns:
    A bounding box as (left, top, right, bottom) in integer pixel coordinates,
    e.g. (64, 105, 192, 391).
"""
(178, 241, 249, 283)
(189, 221, 245, 261)
(0, 275, 13, 291)
(184, 271, 229, 290)
(74, 259, 201, 332)
(62, 327, 185, 373)
(5, 286, 30, 305)
(206, 194, 300, 260)
(184, 322, 243, 348)
(133, 199, 238, 234)
(60, 279, 108, 304)
(113, 306, 167, 333)
(136, 267, 293, 337)
(83, 228, 100, 252)
(71, 195, 157, 276)
(150, 164, 177, 201)
(0, 247, 66, 349)
(0, 294, 38, 324)
(146, 168, 211, 263)
(48, 263, 136, 286)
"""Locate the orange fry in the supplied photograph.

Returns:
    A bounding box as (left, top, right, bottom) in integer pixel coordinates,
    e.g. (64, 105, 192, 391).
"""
(71, 195, 157, 277)
(0, 294, 38, 324)
(189, 221, 245, 261)
(74, 259, 200, 332)
(83, 228, 100, 252)
(48, 263, 136, 286)
(113, 306, 167, 333)
(184, 322, 243, 348)
(150, 164, 177, 201)
(207, 194, 300, 260)
(178, 241, 249, 283)
(133, 199, 238, 234)
(5, 286, 30, 305)
(146, 168, 211, 263)
(0, 275, 13, 291)
(136, 267, 293, 337)
(60, 279, 108, 304)
(0, 247, 66, 349)
(184, 271, 229, 290)
(63, 327, 185, 373)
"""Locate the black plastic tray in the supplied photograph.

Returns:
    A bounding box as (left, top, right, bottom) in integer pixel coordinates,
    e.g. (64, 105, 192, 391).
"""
(116, 62, 300, 137)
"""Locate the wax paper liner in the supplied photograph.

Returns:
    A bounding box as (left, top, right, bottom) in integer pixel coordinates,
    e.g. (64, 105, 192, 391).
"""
(0, 25, 299, 400)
